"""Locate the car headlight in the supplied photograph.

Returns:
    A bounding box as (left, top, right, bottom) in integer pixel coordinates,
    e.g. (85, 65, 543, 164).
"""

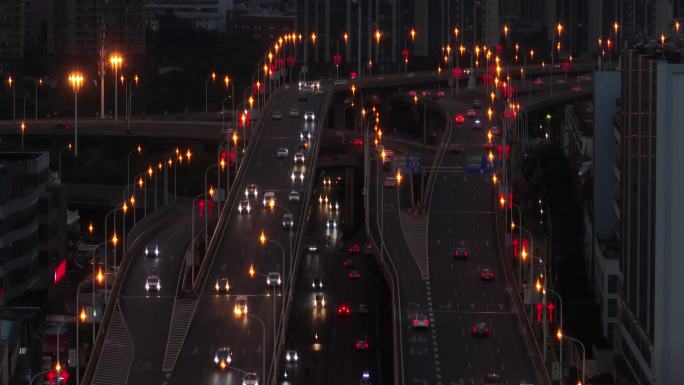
(157, 283, 161, 290)
(145, 284, 149, 290)
(225, 283, 230, 291)
(215, 283, 220, 291)
(321, 299, 325, 306)
(277, 278, 282, 285)
(214, 356, 219, 363)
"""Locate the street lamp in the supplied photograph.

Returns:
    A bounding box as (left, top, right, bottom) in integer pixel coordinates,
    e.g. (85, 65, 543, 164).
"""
(58, 143, 72, 181)
(109, 54, 123, 120)
(7, 75, 16, 121)
(205, 71, 216, 113)
(68, 71, 84, 157)
(20, 121, 25, 150)
(557, 330, 585, 385)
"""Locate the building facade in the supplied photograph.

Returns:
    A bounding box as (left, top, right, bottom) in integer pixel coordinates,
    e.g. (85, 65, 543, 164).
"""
(52, 0, 145, 57)
(614, 43, 684, 385)
(0, 152, 66, 306)
(0, 0, 25, 65)
(146, 0, 234, 31)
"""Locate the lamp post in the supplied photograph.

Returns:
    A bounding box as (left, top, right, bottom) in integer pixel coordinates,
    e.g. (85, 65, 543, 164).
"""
(204, 164, 219, 247)
(557, 331, 584, 385)
(246, 313, 266, 384)
(249, 262, 279, 385)
(191, 192, 208, 284)
(76, 269, 101, 385)
(205, 72, 216, 113)
(266, 202, 294, 278)
(259, 231, 286, 317)
(55, 321, 66, 372)
(58, 143, 73, 182)
(103, 203, 124, 302)
(68, 72, 84, 157)
(511, 202, 523, 286)
(20, 121, 25, 150)
(7, 75, 16, 121)
(519, 226, 535, 314)
(34, 78, 42, 120)
(126, 145, 142, 196)
(541, 282, 563, 374)
(109, 54, 123, 120)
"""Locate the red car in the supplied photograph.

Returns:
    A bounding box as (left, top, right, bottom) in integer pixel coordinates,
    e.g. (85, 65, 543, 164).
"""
(447, 144, 463, 154)
(348, 243, 361, 254)
(337, 304, 351, 316)
(471, 322, 490, 337)
(453, 247, 469, 259)
(354, 339, 369, 350)
(480, 268, 495, 281)
(348, 270, 362, 279)
(455, 114, 465, 124)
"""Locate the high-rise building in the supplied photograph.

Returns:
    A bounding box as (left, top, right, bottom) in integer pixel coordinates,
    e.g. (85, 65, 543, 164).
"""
(52, 0, 145, 57)
(145, 0, 234, 31)
(614, 42, 684, 385)
(0, 0, 26, 65)
(0, 152, 66, 306)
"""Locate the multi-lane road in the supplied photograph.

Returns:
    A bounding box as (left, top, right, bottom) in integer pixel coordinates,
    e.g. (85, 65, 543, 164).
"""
(164, 86, 327, 385)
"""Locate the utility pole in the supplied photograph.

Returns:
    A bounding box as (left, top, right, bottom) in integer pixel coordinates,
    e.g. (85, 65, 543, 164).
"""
(98, 20, 107, 120)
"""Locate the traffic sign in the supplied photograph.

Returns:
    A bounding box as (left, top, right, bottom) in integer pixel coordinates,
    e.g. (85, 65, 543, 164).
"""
(392, 155, 407, 171)
(407, 156, 422, 174)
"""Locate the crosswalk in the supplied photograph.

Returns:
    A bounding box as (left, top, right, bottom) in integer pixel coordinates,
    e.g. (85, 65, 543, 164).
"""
(91, 301, 134, 385)
(162, 298, 198, 372)
(399, 212, 430, 279)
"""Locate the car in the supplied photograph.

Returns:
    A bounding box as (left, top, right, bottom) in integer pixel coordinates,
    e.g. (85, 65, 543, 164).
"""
(262, 191, 275, 207)
(534, 78, 543, 85)
(282, 213, 294, 229)
(145, 275, 161, 292)
(272, 111, 282, 120)
(348, 243, 361, 254)
(337, 304, 351, 316)
(266, 272, 282, 286)
(304, 111, 315, 121)
(408, 90, 417, 97)
(455, 114, 465, 124)
(144, 244, 160, 258)
(245, 184, 258, 198)
(234, 295, 248, 316)
(307, 244, 318, 252)
(360, 370, 372, 385)
(480, 268, 495, 281)
(447, 144, 463, 153)
(326, 219, 337, 229)
(291, 170, 305, 182)
(453, 247, 469, 259)
(412, 313, 429, 329)
(383, 177, 396, 187)
(483, 142, 495, 150)
(342, 258, 352, 268)
(490, 126, 502, 135)
(213, 346, 232, 369)
(288, 191, 301, 203)
(421, 90, 431, 98)
(483, 373, 502, 384)
(436, 90, 446, 97)
(322, 176, 332, 186)
(358, 304, 370, 314)
(285, 349, 299, 362)
(289, 108, 300, 117)
(354, 339, 369, 350)
(313, 293, 326, 307)
(466, 109, 477, 117)
(242, 372, 259, 385)
(312, 278, 323, 290)
(572, 84, 582, 92)
(276, 147, 289, 158)
(238, 199, 251, 214)
(214, 277, 230, 293)
(472, 322, 490, 337)
(294, 152, 305, 164)
(299, 130, 312, 141)
(473, 99, 483, 108)
(474, 119, 482, 129)
(348, 270, 362, 279)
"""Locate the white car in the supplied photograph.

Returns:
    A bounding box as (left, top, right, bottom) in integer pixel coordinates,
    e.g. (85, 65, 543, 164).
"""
(144, 244, 160, 258)
(289, 108, 300, 117)
(291, 171, 305, 182)
(304, 111, 315, 121)
(214, 277, 230, 293)
(294, 152, 305, 163)
(299, 130, 312, 141)
(272, 111, 282, 120)
(276, 147, 289, 158)
(288, 191, 301, 203)
(282, 213, 294, 228)
(245, 184, 258, 198)
(266, 272, 282, 286)
(242, 372, 259, 385)
(262, 191, 275, 207)
(326, 219, 337, 229)
(234, 295, 248, 316)
(285, 349, 299, 362)
(145, 275, 161, 292)
(238, 199, 251, 214)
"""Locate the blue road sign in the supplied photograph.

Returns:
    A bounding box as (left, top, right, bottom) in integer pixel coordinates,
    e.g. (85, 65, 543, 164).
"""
(407, 156, 422, 174)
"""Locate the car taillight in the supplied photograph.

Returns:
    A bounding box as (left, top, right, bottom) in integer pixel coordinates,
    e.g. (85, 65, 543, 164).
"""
(464, 252, 469, 257)
(485, 328, 490, 333)
(412, 320, 418, 326)
(472, 327, 477, 333)
(481, 273, 485, 277)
